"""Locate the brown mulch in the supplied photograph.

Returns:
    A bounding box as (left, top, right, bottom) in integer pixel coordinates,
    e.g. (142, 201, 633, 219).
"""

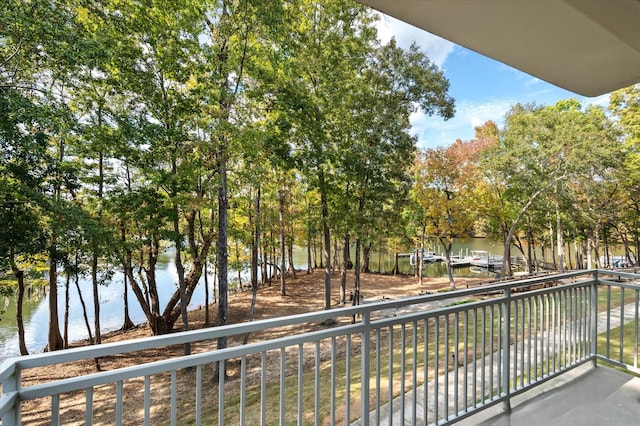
(19, 271, 487, 425)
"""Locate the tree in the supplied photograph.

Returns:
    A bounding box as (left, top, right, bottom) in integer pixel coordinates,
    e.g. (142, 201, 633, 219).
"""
(413, 139, 479, 289)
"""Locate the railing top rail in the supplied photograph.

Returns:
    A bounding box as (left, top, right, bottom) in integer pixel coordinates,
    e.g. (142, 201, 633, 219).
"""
(5, 269, 603, 372)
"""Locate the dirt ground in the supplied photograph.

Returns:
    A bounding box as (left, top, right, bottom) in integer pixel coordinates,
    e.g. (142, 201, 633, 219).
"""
(19, 270, 488, 424)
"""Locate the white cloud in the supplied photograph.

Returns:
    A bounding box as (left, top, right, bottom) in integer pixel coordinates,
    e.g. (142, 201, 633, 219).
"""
(581, 93, 610, 108)
(374, 12, 455, 68)
(412, 99, 513, 149)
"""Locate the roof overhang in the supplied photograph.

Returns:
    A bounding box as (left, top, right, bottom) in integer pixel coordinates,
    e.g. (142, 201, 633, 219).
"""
(357, 0, 640, 97)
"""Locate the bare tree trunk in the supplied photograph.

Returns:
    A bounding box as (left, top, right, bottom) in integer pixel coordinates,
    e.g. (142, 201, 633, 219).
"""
(204, 261, 210, 326)
(279, 188, 286, 296)
(64, 272, 69, 349)
(418, 225, 425, 285)
(74, 266, 94, 346)
(549, 222, 557, 269)
(319, 172, 332, 311)
(11, 251, 29, 355)
(340, 233, 349, 305)
(555, 200, 565, 272)
(47, 239, 64, 352)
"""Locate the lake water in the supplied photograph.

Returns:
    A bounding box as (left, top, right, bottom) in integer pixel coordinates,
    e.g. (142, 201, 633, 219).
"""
(0, 239, 503, 359)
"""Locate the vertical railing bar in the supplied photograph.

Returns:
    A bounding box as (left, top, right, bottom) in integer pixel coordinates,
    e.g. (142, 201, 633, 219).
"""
(444, 314, 450, 421)
(575, 288, 581, 361)
(280, 348, 286, 426)
(591, 271, 598, 366)
(412, 322, 418, 426)
(144, 375, 151, 426)
(261, 352, 267, 426)
(533, 296, 538, 382)
(315, 341, 320, 426)
(560, 290, 565, 370)
(497, 303, 502, 397)
(635, 290, 639, 369)
(568, 288, 573, 365)
(463, 310, 469, 410)
(400, 323, 406, 425)
(545, 292, 550, 376)
(527, 297, 532, 385)
(434, 317, 439, 423)
(376, 329, 381, 426)
(481, 306, 486, 403)
(472, 308, 477, 407)
(298, 344, 304, 426)
(453, 312, 459, 417)
(387, 326, 394, 426)
(619, 288, 625, 364)
(489, 306, 494, 402)
(424, 318, 429, 426)
(240, 357, 246, 426)
(560, 289, 564, 369)
(552, 292, 558, 373)
(580, 286, 586, 360)
(606, 284, 611, 360)
(196, 364, 202, 426)
(519, 299, 525, 387)
(218, 361, 225, 426)
(51, 394, 60, 426)
(85, 387, 93, 425)
(502, 287, 511, 412)
(362, 312, 371, 426)
(116, 380, 124, 426)
(346, 335, 352, 425)
(513, 297, 518, 389)
(569, 288, 574, 364)
(331, 337, 337, 426)
(170, 372, 176, 426)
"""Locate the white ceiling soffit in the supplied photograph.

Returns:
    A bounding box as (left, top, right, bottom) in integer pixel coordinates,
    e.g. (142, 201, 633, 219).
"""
(358, 0, 640, 97)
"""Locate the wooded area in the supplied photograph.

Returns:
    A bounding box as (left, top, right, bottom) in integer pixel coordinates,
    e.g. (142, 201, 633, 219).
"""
(1, 0, 639, 357)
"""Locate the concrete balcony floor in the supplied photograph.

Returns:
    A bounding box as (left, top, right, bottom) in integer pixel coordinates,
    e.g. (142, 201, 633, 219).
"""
(458, 363, 640, 426)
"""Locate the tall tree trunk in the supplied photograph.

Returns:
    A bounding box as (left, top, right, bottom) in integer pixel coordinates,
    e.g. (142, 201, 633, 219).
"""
(340, 233, 349, 305)
(319, 172, 332, 310)
(47, 239, 64, 352)
(362, 241, 372, 273)
(11, 251, 28, 356)
(526, 217, 534, 274)
(74, 265, 94, 345)
(418, 225, 425, 285)
(279, 188, 286, 296)
(555, 200, 565, 272)
(438, 238, 455, 289)
(306, 199, 312, 274)
(251, 184, 260, 290)
(204, 261, 210, 326)
(391, 245, 400, 275)
(353, 237, 362, 313)
(174, 200, 190, 356)
(549, 222, 557, 269)
(64, 272, 69, 349)
(120, 223, 135, 330)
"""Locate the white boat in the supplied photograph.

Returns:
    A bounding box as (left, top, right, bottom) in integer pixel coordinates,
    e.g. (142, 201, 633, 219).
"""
(468, 250, 503, 269)
(409, 250, 444, 265)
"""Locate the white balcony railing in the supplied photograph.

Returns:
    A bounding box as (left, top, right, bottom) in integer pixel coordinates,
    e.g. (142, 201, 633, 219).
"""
(1, 269, 639, 425)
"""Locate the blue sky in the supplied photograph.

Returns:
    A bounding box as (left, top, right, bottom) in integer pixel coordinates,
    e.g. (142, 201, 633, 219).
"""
(375, 13, 611, 150)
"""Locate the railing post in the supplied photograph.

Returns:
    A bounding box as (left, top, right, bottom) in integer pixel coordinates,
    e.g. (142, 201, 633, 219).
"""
(2, 365, 20, 426)
(591, 269, 598, 368)
(361, 311, 371, 426)
(502, 287, 511, 413)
